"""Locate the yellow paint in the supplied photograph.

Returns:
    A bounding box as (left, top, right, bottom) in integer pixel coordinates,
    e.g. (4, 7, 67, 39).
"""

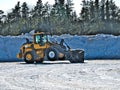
(16, 53, 21, 58)
(17, 32, 51, 60)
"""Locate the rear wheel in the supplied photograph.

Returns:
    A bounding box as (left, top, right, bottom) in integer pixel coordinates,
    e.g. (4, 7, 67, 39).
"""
(24, 52, 34, 64)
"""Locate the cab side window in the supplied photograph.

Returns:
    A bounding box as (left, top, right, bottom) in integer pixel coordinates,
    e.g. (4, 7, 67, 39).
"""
(42, 35, 47, 43)
(35, 35, 40, 44)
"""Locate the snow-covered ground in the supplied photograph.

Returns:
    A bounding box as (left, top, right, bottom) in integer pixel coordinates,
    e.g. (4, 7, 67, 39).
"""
(0, 60, 120, 90)
(0, 33, 120, 61)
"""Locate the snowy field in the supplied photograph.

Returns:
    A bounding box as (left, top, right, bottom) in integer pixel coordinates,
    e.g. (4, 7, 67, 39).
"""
(0, 60, 120, 90)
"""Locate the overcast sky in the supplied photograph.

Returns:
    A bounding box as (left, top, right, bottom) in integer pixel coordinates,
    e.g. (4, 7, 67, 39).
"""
(0, 0, 120, 15)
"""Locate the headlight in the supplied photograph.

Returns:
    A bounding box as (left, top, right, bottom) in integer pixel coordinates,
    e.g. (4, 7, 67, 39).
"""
(25, 45, 29, 48)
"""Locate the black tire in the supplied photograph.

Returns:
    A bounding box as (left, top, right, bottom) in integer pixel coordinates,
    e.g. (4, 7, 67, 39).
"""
(36, 58, 44, 63)
(45, 47, 58, 61)
(24, 52, 34, 64)
(69, 50, 84, 63)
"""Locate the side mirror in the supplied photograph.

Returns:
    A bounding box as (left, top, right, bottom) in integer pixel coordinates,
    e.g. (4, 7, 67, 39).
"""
(26, 38, 30, 43)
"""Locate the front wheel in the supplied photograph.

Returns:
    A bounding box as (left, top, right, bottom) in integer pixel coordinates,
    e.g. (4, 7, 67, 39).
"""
(45, 47, 58, 61)
(24, 52, 34, 64)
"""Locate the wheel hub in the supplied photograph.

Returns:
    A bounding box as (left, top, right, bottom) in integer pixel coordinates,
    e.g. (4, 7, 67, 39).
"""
(48, 51, 55, 58)
(26, 54, 32, 61)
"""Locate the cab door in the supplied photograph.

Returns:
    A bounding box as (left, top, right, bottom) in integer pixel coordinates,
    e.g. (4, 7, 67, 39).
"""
(33, 34, 48, 58)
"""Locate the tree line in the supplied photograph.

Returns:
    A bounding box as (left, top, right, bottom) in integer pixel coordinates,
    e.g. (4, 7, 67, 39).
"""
(0, 0, 120, 35)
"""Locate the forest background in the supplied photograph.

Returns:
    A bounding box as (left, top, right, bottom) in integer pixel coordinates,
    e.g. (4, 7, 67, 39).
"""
(0, 0, 120, 36)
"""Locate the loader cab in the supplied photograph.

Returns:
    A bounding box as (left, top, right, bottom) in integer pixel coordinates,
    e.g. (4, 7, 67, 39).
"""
(34, 32, 48, 46)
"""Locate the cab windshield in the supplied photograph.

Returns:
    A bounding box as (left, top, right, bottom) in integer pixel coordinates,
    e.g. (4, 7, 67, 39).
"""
(35, 34, 48, 45)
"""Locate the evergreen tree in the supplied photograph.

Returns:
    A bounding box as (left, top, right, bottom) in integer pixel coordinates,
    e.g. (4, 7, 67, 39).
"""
(100, 0, 105, 20)
(51, 0, 66, 17)
(42, 2, 51, 17)
(106, 0, 110, 20)
(95, 0, 99, 10)
(71, 11, 77, 21)
(6, 12, 15, 23)
(89, 0, 95, 20)
(50, 0, 58, 16)
(21, 2, 29, 18)
(80, 0, 89, 21)
(117, 9, 120, 21)
(0, 10, 4, 34)
(66, 0, 74, 18)
(58, 0, 66, 17)
(109, 0, 118, 21)
(95, 0, 99, 19)
(34, 0, 43, 17)
(12, 1, 21, 18)
(59, 0, 65, 5)
(0, 10, 4, 24)
(65, 4, 71, 17)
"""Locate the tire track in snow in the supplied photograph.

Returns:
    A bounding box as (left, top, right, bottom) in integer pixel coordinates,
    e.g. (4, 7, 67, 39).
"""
(0, 61, 120, 90)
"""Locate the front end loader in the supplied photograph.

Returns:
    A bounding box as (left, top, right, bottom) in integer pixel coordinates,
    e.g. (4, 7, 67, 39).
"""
(17, 31, 84, 63)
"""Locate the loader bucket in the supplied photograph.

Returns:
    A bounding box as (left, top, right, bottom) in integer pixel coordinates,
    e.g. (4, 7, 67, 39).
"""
(65, 50, 84, 63)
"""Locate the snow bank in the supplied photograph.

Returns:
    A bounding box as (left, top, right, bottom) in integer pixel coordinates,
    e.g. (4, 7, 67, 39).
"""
(0, 34, 120, 61)
(51, 34, 120, 59)
(0, 36, 26, 61)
